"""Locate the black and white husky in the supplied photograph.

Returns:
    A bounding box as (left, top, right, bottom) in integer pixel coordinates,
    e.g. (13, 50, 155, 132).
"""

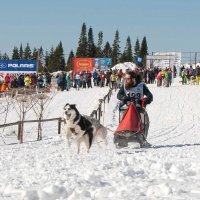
(63, 103, 107, 153)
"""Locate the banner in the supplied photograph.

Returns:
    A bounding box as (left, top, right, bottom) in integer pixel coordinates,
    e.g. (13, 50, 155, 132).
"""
(94, 58, 112, 71)
(73, 58, 94, 72)
(146, 52, 181, 68)
(0, 60, 37, 73)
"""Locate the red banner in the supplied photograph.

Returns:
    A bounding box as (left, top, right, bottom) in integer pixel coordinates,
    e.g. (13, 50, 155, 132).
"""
(73, 58, 94, 72)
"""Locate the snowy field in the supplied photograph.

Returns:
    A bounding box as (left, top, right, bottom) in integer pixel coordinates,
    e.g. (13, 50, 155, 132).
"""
(1, 78, 200, 200)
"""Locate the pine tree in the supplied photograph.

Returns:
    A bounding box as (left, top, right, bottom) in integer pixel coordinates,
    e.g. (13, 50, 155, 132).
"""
(23, 43, 32, 59)
(120, 52, 126, 63)
(112, 30, 121, 66)
(134, 38, 140, 57)
(32, 48, 38, 60)
(45, 51, 50, 69)
(38, 46, 45, 68)
(19, 43, 23, 59)
(47, 46, 54, 72)
(58, 41, 66, 71)
(52, 41, 66, 71)
(96, 31, 103, 57)
(66, 50, 74, 71)
(0, 52, 2, 60)
(76, 23, 88, 57)
(140, 36, 148, 68)
(124, 36, 133, 62)
(103, 41, 112, 58)
(2, 53, 9, 60)
(12, 46, 20, 59)
(87, 27, 96, 57)
(134, 38, 141, 64)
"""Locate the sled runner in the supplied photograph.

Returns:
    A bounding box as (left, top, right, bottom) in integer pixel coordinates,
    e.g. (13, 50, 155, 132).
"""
(114, 98, 151, 148)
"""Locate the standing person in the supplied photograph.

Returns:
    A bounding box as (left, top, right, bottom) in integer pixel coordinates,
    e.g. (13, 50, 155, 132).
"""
(92, 70, 98, 86)
(74, 72, 80, 90)
(37, 74, 44, 88)
(117, 69, 123, 88)
(82, 72, 87, 88)
(24, 74, 31, 88)
(167, 69, 172, 86)
(60, 72, 66, 91)
(110, 71, 117, 91)
(4, 73, 10, 90)
(156, 70, 163, 87)
(46, 73, 52, 87)
(0, 74, 4, 91)
(100, 71, 105, 87)
(195, 65, 200, 85)
(117, 70, 153, 147)
(181, 69, 188, 85)
(56, 73, 61, 90)
(86, 71, 92, 88)
(65, 72, 71, 91)
(105, 70, 111, 87)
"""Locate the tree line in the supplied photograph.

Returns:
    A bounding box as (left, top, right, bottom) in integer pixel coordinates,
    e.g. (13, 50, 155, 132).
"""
(0, 22, 148, 72)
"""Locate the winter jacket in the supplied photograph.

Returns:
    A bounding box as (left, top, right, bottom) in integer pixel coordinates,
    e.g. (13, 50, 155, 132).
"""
(195, 67, 200, 76)
(117, 82, 153, 104)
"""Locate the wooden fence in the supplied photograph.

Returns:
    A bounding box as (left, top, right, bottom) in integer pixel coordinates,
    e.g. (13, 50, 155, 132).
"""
(0, 89, 112, 144)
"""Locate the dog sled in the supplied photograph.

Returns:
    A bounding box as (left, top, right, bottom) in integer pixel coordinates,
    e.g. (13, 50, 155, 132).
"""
(114, 98, 151, 148)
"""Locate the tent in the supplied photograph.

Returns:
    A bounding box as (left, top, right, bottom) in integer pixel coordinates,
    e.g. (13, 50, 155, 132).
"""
(112, 62, 136, 73)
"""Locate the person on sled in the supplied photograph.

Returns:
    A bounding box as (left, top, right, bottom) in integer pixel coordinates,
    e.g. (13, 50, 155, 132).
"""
(117, 70, 153, 147)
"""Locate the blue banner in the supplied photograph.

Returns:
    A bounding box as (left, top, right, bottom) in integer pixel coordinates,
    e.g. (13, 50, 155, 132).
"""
(94, 58, 112, 71)
(0, 60, 37, 72)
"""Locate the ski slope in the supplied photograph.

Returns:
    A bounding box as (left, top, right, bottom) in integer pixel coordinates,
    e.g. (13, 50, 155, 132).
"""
(1, 79, 200, 200)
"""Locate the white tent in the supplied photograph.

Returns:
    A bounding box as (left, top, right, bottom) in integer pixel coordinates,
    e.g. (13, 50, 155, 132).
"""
(112, 62, 136, 72)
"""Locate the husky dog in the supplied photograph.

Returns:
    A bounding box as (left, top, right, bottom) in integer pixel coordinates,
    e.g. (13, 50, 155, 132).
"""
(63, 103, 107, 153)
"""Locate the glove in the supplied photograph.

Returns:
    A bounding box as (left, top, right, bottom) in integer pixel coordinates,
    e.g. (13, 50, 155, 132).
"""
(122, 96, 131, 104)
(141, 97, 151, 107)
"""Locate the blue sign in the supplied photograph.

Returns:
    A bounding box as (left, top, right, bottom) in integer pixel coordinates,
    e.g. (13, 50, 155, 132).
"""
(0, 60, 37, 72)
(94, 58, 112, 71)
(137, 57, 142, 63)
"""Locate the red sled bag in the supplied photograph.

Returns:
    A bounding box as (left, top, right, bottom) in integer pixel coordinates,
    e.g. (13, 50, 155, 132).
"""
(115, 102, 141, 133)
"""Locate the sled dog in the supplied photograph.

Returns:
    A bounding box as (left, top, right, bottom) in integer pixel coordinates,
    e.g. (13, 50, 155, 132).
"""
(63, 103, 107, 153)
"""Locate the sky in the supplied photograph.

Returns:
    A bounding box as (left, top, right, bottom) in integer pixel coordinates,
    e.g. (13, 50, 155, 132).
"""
(1, 78, 200, 199)
(0, 0, 200, 59)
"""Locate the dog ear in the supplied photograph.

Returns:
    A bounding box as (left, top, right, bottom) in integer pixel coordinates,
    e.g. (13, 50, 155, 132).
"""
(64, 103, 69, 110)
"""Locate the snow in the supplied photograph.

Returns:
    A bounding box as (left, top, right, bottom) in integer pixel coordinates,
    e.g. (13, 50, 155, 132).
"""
(1, 79, 200, 200)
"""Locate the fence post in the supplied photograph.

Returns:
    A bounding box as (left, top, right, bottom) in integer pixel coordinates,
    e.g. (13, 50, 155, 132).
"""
(98, 99, 103, 120)
(95, 110, 97, 119)
(58, 118, 61, 134)
(17, 121, 21, 140)
(107, 93, 110, 103)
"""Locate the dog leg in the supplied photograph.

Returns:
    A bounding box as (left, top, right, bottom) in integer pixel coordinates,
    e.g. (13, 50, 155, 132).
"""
(102, 128, 108, 146)
(66, 133, 71, 147)
(64, 127, 72, 147)
(76, 136, 85, 154)
(83, 135, 90, 153)
(98, 127, 108, 146)
(76, 139, 81, 154)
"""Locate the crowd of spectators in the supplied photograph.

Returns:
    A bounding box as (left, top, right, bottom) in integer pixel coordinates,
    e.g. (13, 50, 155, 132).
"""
(0, 73, 52, 92)
(1, 64, 200, 93)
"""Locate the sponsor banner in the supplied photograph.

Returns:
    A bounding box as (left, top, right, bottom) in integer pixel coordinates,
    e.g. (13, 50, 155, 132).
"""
(146, 52, 181, 68)
(0, 60, 37, 72)
(73, 58, 94, 72)
(94, 58, 112, 71)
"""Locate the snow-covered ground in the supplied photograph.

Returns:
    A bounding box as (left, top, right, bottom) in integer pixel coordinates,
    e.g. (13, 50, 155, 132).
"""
(1, 79, 200, 200)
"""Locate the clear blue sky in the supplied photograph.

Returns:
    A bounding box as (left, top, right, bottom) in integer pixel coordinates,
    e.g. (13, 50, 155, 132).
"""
(0, 0, 199, 58)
